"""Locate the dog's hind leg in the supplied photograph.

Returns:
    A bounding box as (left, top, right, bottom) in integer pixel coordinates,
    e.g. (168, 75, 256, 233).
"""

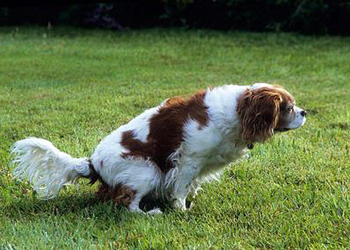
(107, 158, 162, 214)
(128, 188, 162, 214)
(128, 193, 146, 213)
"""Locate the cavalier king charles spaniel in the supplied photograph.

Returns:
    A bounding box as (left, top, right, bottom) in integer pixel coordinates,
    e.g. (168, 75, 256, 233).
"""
(11, 83, 306, 214)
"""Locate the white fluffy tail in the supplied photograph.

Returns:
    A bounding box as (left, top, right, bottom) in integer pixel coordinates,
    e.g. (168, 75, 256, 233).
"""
(10, 137, 91, 200)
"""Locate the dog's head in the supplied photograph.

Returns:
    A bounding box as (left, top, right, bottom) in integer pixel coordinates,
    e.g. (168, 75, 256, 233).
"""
(237, 83, 306, 144)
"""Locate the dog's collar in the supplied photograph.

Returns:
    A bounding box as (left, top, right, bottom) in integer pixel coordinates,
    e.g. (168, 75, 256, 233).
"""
(247, 143, 254, 149)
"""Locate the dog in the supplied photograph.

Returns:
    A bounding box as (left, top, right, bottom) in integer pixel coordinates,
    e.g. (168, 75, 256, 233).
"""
(11, 83, 306, 214)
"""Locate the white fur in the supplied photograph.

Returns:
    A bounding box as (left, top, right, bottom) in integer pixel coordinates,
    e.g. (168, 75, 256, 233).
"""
(89, 85, 251, 211)
(286, 106, 307, 129)
(11, 138, 90, 199)
(11, 83, 305, 213)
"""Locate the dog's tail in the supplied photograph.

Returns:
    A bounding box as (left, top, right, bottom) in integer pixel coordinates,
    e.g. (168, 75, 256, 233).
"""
(10, 137, 93, 200)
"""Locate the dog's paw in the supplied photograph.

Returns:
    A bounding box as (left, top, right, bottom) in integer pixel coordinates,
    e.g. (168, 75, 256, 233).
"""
(147, 208, 163, 215)
(172, 199, 187, 212)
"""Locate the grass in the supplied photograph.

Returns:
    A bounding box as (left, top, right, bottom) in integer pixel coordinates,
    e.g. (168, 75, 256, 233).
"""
(0, 26, 350, 249)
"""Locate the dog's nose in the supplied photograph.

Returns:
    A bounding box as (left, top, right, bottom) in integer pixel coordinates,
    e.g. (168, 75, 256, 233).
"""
(301, 110, 307, 117)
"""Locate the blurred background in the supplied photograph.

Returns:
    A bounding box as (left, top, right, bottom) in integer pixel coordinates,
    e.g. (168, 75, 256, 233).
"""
(1, 0, 350, 35)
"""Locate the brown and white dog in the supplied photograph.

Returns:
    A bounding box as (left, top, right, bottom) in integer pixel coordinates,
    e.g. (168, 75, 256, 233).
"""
(11, 83, 306, 214)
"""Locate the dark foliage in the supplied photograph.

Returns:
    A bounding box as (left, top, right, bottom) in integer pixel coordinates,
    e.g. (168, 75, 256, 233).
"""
(0, 0, 349, 35)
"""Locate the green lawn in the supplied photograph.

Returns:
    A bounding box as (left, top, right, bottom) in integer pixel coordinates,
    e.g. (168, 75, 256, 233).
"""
(1, 27, 350, 249)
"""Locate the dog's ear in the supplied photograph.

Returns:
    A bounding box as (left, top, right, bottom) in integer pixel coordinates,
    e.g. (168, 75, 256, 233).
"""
(237, 87, 283, 143)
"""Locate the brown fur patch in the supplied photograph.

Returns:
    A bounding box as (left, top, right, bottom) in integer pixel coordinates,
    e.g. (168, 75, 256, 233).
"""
(237, 86, 294, 143)
(96, 183, 136, 206)
(121, 90, 208, 173)
(87, 160, 136, 206)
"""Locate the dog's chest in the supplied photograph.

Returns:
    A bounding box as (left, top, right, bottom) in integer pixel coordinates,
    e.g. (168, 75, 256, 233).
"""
(199, 137, 247, 176)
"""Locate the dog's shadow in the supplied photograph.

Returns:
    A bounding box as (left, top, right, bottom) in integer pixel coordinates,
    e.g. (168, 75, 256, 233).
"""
(4, 192, 173, 222)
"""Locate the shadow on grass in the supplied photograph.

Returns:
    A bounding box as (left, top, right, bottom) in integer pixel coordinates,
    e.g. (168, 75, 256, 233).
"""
(4, 193, 120, 220)
(3, 192, 174, 222)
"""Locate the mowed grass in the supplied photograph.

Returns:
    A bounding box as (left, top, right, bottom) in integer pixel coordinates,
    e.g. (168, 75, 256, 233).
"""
(0, 27, 350, 249)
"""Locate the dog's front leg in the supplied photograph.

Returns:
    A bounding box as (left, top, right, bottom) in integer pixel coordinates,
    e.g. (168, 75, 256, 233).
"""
(171, 158, 202, 211)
